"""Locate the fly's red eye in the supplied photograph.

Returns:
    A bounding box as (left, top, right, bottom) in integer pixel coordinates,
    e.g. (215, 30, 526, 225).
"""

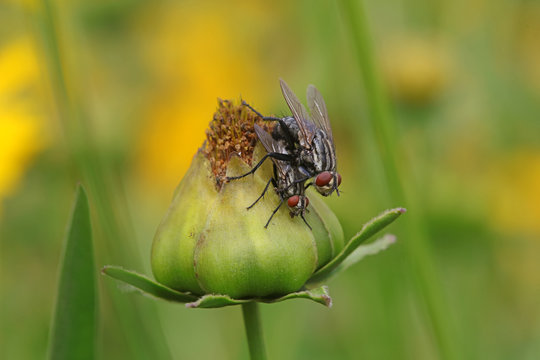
(305, 197, 309, 207)
(288, 195, 300, 208)
(337, 173, 342, 186)
(315, 171, 332, 187)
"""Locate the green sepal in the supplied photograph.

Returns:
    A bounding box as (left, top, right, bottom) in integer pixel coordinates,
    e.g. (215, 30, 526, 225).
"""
(185, 294, 249, 308)
(102, 266, 332, 308)
(306, 234, 396, 287)
(186, 286, 332, 308)
(306, 208, 405, 286)
(266, 286, 332, 307)
(102, 266, 198, 303)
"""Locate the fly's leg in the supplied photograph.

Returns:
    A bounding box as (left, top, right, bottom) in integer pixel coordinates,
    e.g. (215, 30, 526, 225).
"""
(282, 176, 310, 192)
(243, 100, 298, 155)
(264, 198, 284, 228)
(297, 165, 312, 178)
(247, 177, 276, 210)
(226, 152, 294, 181)
(293, 176, 310, 184)
(242, 101, 282, 122)
(243, 101, 295, 142)
(300, 212, 312, 230)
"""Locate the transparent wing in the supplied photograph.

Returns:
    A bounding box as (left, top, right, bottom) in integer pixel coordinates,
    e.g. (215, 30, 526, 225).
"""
(279, 78, 316, 145)
(254, 124, 288, 178)
(254, 124, 280, 154)
(307, 84, 333, 142)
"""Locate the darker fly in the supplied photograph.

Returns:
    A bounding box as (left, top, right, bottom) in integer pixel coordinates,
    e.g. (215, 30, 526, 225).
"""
(243, 124, 311, 229)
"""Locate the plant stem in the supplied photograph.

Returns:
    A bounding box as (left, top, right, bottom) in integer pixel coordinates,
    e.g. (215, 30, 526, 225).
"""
(339, 1, 459, 359)
(242, 302, 267, 360)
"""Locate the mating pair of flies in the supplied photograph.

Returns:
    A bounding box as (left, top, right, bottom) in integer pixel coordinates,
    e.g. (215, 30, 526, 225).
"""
(227, 79, 342, 229)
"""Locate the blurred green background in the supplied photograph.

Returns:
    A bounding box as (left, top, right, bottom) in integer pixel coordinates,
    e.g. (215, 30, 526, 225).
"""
(1, 0, 539, 359)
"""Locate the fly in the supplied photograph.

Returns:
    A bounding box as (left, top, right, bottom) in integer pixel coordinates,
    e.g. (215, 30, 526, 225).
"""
(244, 124, 311, 229)
(241, 79, 342, 197)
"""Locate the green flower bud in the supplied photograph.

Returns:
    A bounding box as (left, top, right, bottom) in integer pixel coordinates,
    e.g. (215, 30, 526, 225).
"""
(151, 100, 344, 299)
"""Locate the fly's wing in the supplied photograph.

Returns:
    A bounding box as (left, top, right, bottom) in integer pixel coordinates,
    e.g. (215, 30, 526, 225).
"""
(307, 84, 334, 143)
(279, 78, 316, 146)
(254, 124, 288, 180)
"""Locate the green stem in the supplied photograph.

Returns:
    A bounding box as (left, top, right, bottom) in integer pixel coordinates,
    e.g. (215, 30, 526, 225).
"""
(242, 302, 267, 360)
(339, 1, 459, 360)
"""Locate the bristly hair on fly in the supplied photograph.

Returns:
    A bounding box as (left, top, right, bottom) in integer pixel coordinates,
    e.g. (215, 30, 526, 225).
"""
(203, 99, 273, 188)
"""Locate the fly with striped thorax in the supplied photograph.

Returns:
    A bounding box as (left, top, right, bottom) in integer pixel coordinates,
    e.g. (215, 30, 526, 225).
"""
(227, 79, 341, 228)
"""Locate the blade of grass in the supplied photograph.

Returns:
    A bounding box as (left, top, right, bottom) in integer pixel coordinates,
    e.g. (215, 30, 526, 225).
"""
(34, 1, 172, 358)
(338, 1, 459, 359)
(48, 185, 96, 360)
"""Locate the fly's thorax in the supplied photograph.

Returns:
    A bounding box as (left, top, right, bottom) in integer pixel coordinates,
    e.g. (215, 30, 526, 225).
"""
(287, 171, 309, 216)
(281, 117, 299, 140)
(311, 130, 336, 174)
(280, 166, 309, 215)
(282, 117, 298, 132)
(287, 180, 304, 198)
(272, 117, 299, 155)
(298, 149, 316, 174)
(276, 166, 302, 199)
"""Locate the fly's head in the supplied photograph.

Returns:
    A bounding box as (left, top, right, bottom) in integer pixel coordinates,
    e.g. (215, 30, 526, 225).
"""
(314, 171, 342, 197)
(287, 195, 309, 216)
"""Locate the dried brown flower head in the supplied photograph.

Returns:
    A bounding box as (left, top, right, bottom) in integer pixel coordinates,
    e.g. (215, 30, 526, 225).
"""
(203, 99, 273, 187)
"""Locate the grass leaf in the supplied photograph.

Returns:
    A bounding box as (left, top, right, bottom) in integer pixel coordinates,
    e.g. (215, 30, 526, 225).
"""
(48, 185, 96, 360)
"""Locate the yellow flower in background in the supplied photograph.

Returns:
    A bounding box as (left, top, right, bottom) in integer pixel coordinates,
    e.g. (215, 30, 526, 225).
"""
(0, 38, 47, 215)
(488, 150, 540, 235)
(489, 150, 540, 318)
(0, 39, 40, 96)
(380, 35, 451, 105)
(135, 2, 276, 192)
(3, 0, 39, 11)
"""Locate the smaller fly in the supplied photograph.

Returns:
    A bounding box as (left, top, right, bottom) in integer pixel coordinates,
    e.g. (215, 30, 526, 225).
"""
(244, 124, 311, 229)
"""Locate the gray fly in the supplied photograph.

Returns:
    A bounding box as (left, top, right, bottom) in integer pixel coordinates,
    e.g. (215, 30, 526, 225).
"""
(239, 79, 341, 197)
(226, 79, 340, 228)
(244, 124, 311, 229)
(279, 79, 341, 196)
